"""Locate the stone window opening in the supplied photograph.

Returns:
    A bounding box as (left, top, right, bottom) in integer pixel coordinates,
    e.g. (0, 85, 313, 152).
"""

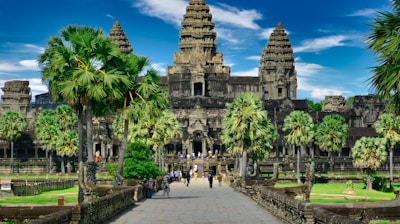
(194, 82, 202, 96)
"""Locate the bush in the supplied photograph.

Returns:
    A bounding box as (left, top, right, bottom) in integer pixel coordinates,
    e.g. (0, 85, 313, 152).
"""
(105, 163, 118, 176)
(363, 175, 388, 191)
(122, 141, 164, 180)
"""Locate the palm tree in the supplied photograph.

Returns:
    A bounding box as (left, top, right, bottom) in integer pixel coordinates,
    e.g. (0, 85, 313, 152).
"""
(111, 69, 169, 185)
(374, 113, 400, 190)
(222, 92, 277, 180)
(34, 109, 59, 173)
(0, 112, 27, 173)
(56, 130, 78, 174)
(38, 25, 133, 186)
(315, 114, 348, 171)
(283, 111, 314, 184)
(367, 0, 400, 115)
(352, 137, 387, 190)
(55, 105, 78, 173)
(151, 110, 181, 172)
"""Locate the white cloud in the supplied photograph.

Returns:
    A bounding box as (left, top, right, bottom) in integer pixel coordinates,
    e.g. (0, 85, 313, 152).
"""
(210, 3, 262, 30)
(23, 44, 45, 54)
(133, 0, 262, 30)
(0, 60, 39, 72)
(293, 35, 349, 53)
(150, 62, 167, 76)
(246, 55, 260, 61)
(106, 14, 115, 20)
(133, 0, 187, 27)
(348, 8, 377, 17)
(259, 28, 275, 40)
(295, 62, 325, 77)
(215, 28, 240, 44)
(231, 67, 258, 77)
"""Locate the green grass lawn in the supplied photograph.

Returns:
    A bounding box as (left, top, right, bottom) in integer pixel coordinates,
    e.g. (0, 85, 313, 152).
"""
(0, 186, 78, 206)
(275, 182, 399, 203)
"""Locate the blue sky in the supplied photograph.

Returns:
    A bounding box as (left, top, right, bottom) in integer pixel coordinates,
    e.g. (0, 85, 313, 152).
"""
(0, 0, 392, 101)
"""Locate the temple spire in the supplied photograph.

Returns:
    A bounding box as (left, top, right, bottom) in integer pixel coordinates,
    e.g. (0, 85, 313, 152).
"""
(109, 21, 133, 54)
(175, 0, 218, 63)
(259, 22, 297, 100)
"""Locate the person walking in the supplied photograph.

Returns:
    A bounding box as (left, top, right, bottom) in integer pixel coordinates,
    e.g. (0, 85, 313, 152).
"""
(186, 171, 191, 187)
(161, 177, 170, 197)
(208, 172, 213, 188)
(147, 178, 154, 198)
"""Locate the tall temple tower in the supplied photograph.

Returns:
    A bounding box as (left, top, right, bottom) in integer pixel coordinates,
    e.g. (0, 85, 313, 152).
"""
(109, 21, 133, 54)
(166, 0, 230, 98)
(259, 23, 297, 100)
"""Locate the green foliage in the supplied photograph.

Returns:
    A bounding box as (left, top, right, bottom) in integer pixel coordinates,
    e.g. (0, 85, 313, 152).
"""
(363, 175, 389, 191)
(122, 141, 163, 179)
(346, 96, 354, 109)
(105, 163, 118, 176)
(306, 99, 322, 112)
(345, 180, 354, 191)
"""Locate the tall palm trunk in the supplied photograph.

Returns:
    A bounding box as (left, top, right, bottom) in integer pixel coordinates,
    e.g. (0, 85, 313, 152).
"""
(114, 118, 128, 187)
(45, 150, 49, 173)
(389, 148, 394, 190)
(241, 148, 247, 180)
(49, 150, 53, 173)
(77, 108, 84, 203)
(297, 145, 301, 184)
(10, 141, 14, 173)
(86, 99, 96, 185)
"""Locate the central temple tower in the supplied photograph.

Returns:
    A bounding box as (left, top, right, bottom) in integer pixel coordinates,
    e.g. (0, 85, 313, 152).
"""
(166, 0, 230, 98)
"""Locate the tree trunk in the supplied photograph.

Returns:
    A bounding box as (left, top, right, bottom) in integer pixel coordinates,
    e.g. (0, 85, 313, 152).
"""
(234, 155, 238, 172)
(49, 150, 53, 173)
(390, 148, 394, 190)
(86, 99, 96, 185)
(297, 146, 301, 184)
(61, 155, 65, 174)
(45, 150, 49, 173)
(77, 108, 84, 203)
(114, 118, 129, 187)
(241, 148, 247, 180)
(161, 147, 165, 172)
(10, 141, 14, 173)
(367, 172, 372, 190)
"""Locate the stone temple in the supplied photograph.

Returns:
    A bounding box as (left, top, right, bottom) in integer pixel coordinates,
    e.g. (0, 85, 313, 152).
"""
(0, 0, 391, 174)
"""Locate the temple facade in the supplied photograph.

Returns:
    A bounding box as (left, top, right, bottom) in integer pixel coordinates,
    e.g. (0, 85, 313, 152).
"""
(0, 0, 391, 174)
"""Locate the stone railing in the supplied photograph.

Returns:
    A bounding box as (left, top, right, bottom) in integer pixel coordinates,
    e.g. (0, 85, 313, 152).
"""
(71, 186, 135, 224)
(228, 177, 400, 224)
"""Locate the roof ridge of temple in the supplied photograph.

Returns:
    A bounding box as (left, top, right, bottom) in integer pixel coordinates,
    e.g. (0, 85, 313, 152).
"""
(109, 21, 133, 54)
(176, 0, 218, 63)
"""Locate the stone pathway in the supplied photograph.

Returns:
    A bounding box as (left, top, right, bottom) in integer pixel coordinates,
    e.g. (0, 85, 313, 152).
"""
(106, 177, 283, 224)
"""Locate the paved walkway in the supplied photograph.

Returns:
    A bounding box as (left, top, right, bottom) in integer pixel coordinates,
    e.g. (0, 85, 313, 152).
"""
(106, 177, 283, 224)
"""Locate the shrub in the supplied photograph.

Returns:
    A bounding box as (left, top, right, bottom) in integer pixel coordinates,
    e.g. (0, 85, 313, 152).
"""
(105, 163, 118, 176)
(122, 141, 164, 180)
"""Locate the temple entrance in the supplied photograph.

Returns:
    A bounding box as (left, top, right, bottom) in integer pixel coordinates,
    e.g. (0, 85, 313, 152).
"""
(193, 141, 202, 156)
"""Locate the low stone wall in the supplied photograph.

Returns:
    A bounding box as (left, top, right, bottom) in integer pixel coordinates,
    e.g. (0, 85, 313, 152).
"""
(228, 177, 400, 224)
(71, 186, 135, 224)
(0, 206, 73, 224)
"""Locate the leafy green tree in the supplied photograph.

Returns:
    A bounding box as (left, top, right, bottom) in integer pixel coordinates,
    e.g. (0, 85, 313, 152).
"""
(222, 92, 278, 180)
(0, 112, 27, 173)
(152, 110, 181, 171)
(346, 96, 354, 109)
(54, 105, 78, 173)
(112, 69, 169, 185)
(367, 0, 400, 115)
(123, 141, 164, 180)
(352, 137, 387, 190)
(374, 113, 400, 189)
(315, 114, 348, 171)
(307, 99, 322, 112)
(34, 109, 58, 173)
(283, 110, 314, 183)
(38, 25, 133, 186)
